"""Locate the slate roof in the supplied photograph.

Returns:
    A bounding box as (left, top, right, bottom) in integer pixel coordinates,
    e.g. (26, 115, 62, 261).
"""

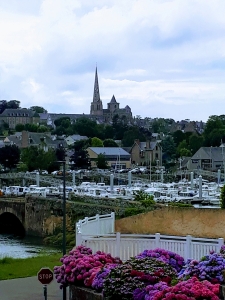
(0, 108, 37, 117)
(110, 95, 117, 103)
(89, 147, 130, 157)
(39, 113, 49, 121)
(137, 141, 159, 151)
(70, 134, 88, 141)
(26, 132, 63, 148)
(4, 134, 22, 147)
(192, 147, 224, 161)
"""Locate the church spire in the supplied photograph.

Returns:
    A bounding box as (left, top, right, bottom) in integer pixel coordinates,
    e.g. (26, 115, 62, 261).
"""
(93, 66, 101, 102)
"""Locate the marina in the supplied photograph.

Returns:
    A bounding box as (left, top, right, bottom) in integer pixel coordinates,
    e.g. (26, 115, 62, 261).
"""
(0, 170, 222, 208)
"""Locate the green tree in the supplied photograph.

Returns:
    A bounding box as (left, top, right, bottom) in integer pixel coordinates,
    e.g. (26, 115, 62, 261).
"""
(172, 130, 185, 146)
(179, 148, 192, 157)
(30, 106, 47, 113)
(24, 123, 38, 132)
(122, 127, 145, 147)
(104, 125, 115, 139)
(54, 117, 70, 127)
(177, 140, 189, 156)
(0, 145, 20, 169)
(203, 115, 225, 146)
(7, 100, 20, 109)
(133, 190, 155, 207)
(0, 100, 7, 114)
(161, 136, 176, 161)
(37, 125, 49, 133)
(21, 146, 56, 171)
(17, 162, 28, 172)
(112, 114, 128, 140)
(189, 134, 204, 154)
(91, 137, 103, 147)
(96, 153, 108, 169)
(70, 148, 90, 169)
(72, 117, 98, 137)
(15, 124, 25, 132)
(103, 139, 118, 147)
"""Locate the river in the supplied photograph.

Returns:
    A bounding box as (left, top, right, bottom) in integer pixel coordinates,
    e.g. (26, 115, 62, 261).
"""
(0, 234, 60, 259)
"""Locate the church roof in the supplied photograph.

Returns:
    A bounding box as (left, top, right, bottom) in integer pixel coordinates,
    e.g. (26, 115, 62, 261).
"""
(93, 67, 101, 103)
(110, 95, 117, 103)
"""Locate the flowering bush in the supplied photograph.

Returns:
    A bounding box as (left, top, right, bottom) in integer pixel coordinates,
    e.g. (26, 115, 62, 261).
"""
(220, 245, 225, 257)
(136, 248, 184, 272)
(54, 245, 225, 299)
(54, 245, 122, 288)
(103, 257, 177, 299)
(179, 252, 225, 283)
(133, 281, 169, 300)
(92, 264, 117, 292)
(153, 277, 220, 300)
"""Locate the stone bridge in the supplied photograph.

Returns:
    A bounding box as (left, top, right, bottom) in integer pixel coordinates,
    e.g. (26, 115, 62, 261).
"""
(0, 196, 65, 238)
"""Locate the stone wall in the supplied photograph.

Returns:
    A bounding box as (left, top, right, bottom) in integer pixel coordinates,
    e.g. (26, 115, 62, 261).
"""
(25, 196, 64, 236)
(115, 206, 225, 239)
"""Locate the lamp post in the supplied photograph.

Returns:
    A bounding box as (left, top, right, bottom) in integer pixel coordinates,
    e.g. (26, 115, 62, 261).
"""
(149, 152, 151, 183)
(156, 159, 159, 181)
(58, 160, 66, 300)
(179, 157, 183, 181)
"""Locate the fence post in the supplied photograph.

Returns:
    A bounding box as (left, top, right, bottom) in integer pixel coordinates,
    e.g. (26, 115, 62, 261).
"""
(76, 232, 82, 246)
(217, 238, 224, 252)
(116, 232, 121, 258)
(96, 214, 100, 235)
(185, 235, 192, 261)
(155, 233, 160, 248)
(111, 212, 115, 233)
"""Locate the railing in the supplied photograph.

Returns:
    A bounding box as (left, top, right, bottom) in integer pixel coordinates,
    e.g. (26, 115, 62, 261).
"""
(0, 172, 73, 186)
(76, 232, 224, 261)
(76, 212, 115, 237)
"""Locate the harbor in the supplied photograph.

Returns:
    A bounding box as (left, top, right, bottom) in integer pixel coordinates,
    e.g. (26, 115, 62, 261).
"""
(0, 169, 222, 207)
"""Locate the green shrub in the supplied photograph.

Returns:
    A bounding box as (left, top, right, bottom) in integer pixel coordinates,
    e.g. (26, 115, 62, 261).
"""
(124, 207, 144, 217)
(221, 184, 225, 209)
(168, 202, 193, 208)
(134, 190, 155, 205)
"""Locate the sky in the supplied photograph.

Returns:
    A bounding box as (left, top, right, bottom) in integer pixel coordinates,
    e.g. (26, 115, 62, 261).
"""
(0, 0, 224, 122)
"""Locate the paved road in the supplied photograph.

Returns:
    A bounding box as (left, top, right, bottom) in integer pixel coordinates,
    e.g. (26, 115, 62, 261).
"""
(0, 276, 69, 300)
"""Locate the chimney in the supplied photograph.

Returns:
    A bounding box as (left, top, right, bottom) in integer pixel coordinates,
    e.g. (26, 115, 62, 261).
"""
(134, 139, 140, 145)
(146, 140, 151, 149)
(21, 131, 29, 148)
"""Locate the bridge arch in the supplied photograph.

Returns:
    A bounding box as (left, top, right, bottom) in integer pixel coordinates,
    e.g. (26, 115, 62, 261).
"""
(0, 212, 25, 238)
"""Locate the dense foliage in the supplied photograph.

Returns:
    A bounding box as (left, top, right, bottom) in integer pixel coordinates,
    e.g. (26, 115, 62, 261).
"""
(54, 245, 122, 289)
(136, 248, 184, 272)
(54, 245, 225, 300)
(0, 144, 20, 169)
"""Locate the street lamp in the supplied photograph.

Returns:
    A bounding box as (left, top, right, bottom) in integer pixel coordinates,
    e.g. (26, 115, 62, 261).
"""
(156, 159, 159, 181)
(57, 160, 66, 300)
(179, 157, 183, 181)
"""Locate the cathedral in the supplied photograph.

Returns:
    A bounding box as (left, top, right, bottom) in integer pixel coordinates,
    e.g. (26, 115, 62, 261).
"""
(90, 67, 133, 123)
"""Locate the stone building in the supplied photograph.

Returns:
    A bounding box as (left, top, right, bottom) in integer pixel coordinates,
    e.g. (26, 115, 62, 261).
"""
(130, 139, 162, 167)
(0, 108, 40, 129)
(90, 67, 133, 123)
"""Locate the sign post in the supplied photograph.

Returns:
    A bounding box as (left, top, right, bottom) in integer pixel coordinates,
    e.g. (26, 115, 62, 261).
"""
(37, 267, 54, 300)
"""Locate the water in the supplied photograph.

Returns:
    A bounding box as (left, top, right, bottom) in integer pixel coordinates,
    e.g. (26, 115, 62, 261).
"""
(0, 234, 60, 259)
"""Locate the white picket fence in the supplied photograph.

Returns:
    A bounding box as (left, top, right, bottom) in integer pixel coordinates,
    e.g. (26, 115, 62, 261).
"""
(76, 212, 115, 236)
(76, 232, 224, 261)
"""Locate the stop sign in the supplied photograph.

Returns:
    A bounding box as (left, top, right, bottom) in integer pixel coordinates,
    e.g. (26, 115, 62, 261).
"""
(38, 267, 54, 285)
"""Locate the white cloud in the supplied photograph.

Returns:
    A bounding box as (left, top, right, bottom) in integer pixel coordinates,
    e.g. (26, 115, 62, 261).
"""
(0, 0, 224, 121)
